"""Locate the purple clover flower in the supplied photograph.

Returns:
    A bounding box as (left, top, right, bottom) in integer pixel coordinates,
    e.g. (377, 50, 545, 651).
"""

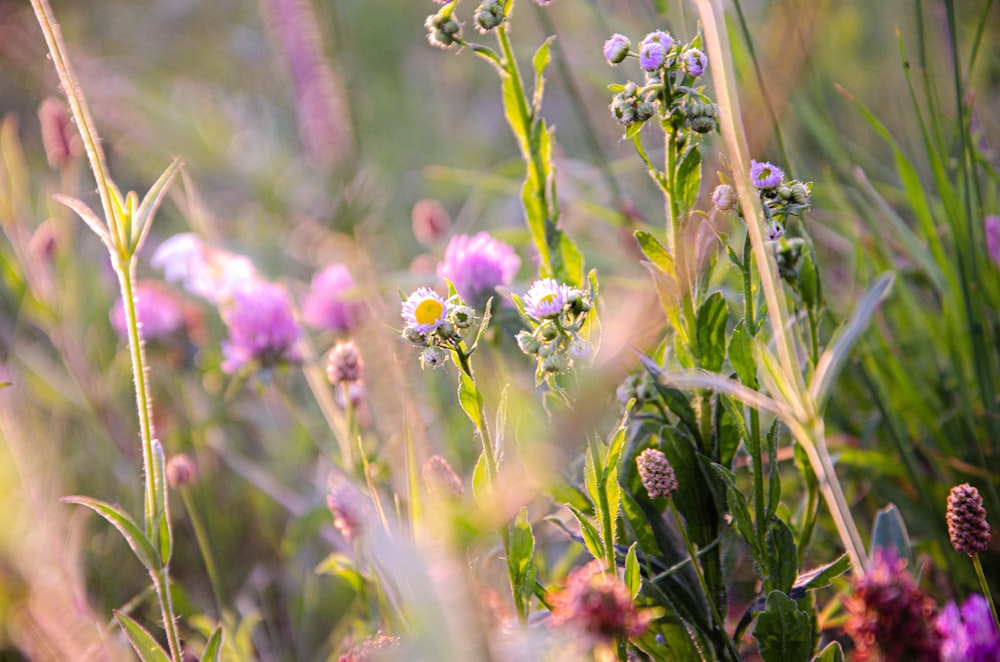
(985, 215, 1000, 268)
(110, 281, 184, 340)
(151, 233, 258, 304)
(401, 287, 449, 334)
(603, 34, 630, 65)
(437, 232, 521, 307)
(523, 278, 572, 319)
(683, 48, 707, 77)
(937, 594, 1000, 662)
(220, 281, 301, 373)
(750, 159, 784, 189)
(301, 264, 364, 333)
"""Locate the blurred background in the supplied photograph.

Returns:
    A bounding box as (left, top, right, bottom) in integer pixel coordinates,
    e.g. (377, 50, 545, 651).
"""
(0, 0, 998, 659)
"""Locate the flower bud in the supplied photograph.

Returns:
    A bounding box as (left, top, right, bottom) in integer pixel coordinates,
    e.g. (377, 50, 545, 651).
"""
(166, 453, 198, 489)
(685, 101, 718, 134)
(541, 353, 570, 374)
(423, 455, 465, 497)
(450, 304, 475, 329)
(636, 448, 677, 499)
(403, 326, 429, 346)
(326, 341, 364, 385)
(789, 181, 811, 207)
(425, 11, 462, 49)
(947, 483, 992, 556)
(682, 48, 707, 77)
(516, 329, 541, 355)
(712, 184, 737, 213)
(37, 97, 78, 169)
(603, 34, 631, 65)
(473, 0, 504, 32)
(421, 345, 447, 368)
(538, 321, 559, 342)
(412, 198, 451, 246)
(436, 320, 457, 339)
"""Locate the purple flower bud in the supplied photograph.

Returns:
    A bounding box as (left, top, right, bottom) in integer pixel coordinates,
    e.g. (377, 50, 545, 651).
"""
(37, 97, 78, 169)
(437, 232, 521, 307)
(220, 281, 301, 373)
(603, 34, 630, 65)
(750, 159, 784, 189)
(522, 279, 572, 319)
(638, 41, 666, 72)
(110, 281, 185, 341)
(301, 264, 364, 333)
(985, 215, 1000, 268)
(682, 48, 707, 77)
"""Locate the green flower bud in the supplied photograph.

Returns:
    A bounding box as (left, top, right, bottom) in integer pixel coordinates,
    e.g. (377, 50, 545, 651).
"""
(474, 0, 504, 32)
(516, 330, 541, 355)
(789, 181, 811, 207)
(538, 321, 559, 342)
(541, 353, 570, 374)
(421, 346, 447, 368)
(450, 305, 475, 329)
(436, 321, 457, 339)
(403, 326, 429, 346)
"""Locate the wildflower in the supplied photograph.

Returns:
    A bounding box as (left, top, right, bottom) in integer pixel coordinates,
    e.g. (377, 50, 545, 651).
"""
(636, 448, 677, 499)
(522, 279, 572, 319)
(750, 159, 784, 189)
(220, 281, 301, 373)
(151, 233, 258, 304)
(986, 215, 1000, 269)
(327, 477, 367, 542)
(603, 34, 630, 65)
(640, 30, 674, 52)
(937, 594, 1000, 662)
(682, 48, 707, 77)
(401, 288, 449, 334)
(947, 483, 992, 556)
(437, 232, 521, 307)
(302, 264, 364, 333)
(37, 97, 78, 169)
(638, 40, 667, 72)
(326, 341, 363, 385)
(166, 453, 198, 489)
(110, 281, 185, 341)
(412, 198, 451, 246)
(423, 455, 464, 497)
(425, 8, 461, 50)
(550, 560, 652, 643)
(712, 184, 737, 213)
(843, 548, 941, 662)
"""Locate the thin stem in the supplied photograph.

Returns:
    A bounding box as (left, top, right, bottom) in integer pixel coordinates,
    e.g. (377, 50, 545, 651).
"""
(972, 554, 1000, 633)
(179, 488, 225, 617)
(151, 569, 183, 662)
(668, 500, 741, 662)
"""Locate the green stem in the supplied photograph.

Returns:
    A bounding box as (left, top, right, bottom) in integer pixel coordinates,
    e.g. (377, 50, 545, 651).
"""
(668, 500, 740, 662)
(972, 554, 1000, 634)
(180, 488, 225, 617)
(741, 233, 767, 553)
(151, 568, 183, 662)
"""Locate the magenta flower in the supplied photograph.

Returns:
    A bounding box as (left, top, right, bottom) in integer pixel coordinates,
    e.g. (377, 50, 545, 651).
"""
(985, 215, 1000, 268)
(523, 278, 572, 319)
(301, 264, 364, 333)
(549, 560, 652, 643)
(937, 594, 1000, 662)
(401, 287, 449, 334)
(436, 232, 521, 307)
(110, 281, 184, 340)
(151, 233, 258, 304)
(750, 160, 784, 189)
(220, 281, 301, 373)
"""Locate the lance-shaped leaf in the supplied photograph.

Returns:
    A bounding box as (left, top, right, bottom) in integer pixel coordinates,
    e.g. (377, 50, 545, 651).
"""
(201, 627, 223, 662)
(62, 496, 158, 573)
(53, 194, 112, 247)
(151, 440, 172, 565)
(809, 272, 894, 409)
(132, 158, 182, 254)
(114, 610, 171, 662)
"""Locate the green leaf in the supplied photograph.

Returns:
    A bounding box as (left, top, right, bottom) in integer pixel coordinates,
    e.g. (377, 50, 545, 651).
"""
(662, 434, 718, 547)
(566, 504, 604, 561)
(114, 611, 171, 662)
(764, 517, 798, 594)
(793, 555, 851, 592)
(635, 230, 676, 275)
(625, 542, 640, 599)
(531, 37, 555, 114)
(870, 503, 913, 569)
(151, 440, 172, 566)
(201, 626, 223, 662)
(675, 145, 702, 212)
(472, 451, 490, 506)
(62, 496, 158, 573)
(584, 437, 603, 512)
(712, 465, 761, 561)
(728, 320, 757, 387)
(132, 158, 182, 254)
(315, 552, 367, 593)
(696, 292, 728, 373)
(53, 194, 112, 247)
(458, 371, 485, 432)
(625, 121, 644, 140)
(639, 355, 700, 441)
(510, 508, 536, 615)
(766, 420, 781, 519)
(809, 272, 894, 409)
(753, 591, 814, 662)
(814, 641, 844, 662)
(798, 249, 820, 311)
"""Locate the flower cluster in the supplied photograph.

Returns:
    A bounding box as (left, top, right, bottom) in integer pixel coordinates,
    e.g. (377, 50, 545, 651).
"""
(604, 29, 717, 135)
(937, 594, 1000, 662)
(219, 280, 301, 374)
(401, 288, 477, 369)
(436, 232, 520, 309)
(515, 279, 593, 380)
(109, 280, 186, 341)
(301, 264, 365, 334)
(749, 159, 812, 234)
(424, 3, 462, 50)
(946, 483, 992, 556)
(844, 549, 942, 662)
(549, 561, 652, 644)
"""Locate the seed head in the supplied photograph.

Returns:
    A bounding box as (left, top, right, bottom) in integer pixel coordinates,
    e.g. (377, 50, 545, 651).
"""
(166, 453, 198, 489)
(947, 483, 992, 556)
(636, 448, 677, 499)
(326, 341, 364, 385)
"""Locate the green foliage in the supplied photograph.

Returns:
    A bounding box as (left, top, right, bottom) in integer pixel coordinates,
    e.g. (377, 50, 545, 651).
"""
(753, 591, 814, 662)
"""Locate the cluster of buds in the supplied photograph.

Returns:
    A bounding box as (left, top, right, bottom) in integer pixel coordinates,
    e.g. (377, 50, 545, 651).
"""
(401, 287, 478, 369)
(425, 3, 462, 50)
(473, 0, 505, 33)
(748, 159, 812, 233)
(615, 371, 657, 409)
(603, 29, 717, 135)
(514, 279, 593, 381)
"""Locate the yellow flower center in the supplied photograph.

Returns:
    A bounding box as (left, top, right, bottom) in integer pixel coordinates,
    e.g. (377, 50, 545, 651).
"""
(539, 293, 556, 307)
(415, 298, 444, 326)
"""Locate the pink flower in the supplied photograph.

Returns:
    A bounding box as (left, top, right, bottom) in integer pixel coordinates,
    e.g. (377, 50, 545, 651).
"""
(301, 264, 364, 333)
(436, 232, 521, 307)
(220, 281, 301, 373)
(985, 215, 1000, 268)
(549, 561, 651, 643)
(110, 281, 185, 340)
